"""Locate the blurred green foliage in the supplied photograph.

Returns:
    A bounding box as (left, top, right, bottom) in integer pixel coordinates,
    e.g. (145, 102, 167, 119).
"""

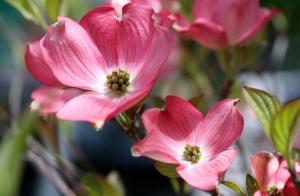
(0, 114, 36, 196)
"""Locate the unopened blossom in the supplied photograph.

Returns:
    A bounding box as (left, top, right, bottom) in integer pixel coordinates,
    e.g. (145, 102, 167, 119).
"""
(180, 0, 279, 49)
(25, 3, 174, 128)
(250, 151, 290, 196)
(132, 96, 244, 190)
(25, 40, 80, 115)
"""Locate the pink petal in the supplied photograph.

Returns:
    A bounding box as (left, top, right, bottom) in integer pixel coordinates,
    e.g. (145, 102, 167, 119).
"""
(132, 20, 175, 90)
(31, 86, 81, 115)
(171, 13, 190, 32)
(196, 99, 243, 155)
(41, 16, 107, 91)
(188, 18, 229, 49)
(250, 151, 279, 191)
(177, 149, 237, 191)
(131, 127, 181, 164)
(210, 0, 260, 44)
(155, 10, 176, 29)
(254, 191, 265, 196)
(25, 40, 60, 85)
(237, 9, 279, 44)
(132, 96, 204, 164)
(80, 4, 158, 73)
(193, 0, 221, 19)
(132, 0, 162, 12)
(57, 89, 149, 129)
(273, 159, 290, 189)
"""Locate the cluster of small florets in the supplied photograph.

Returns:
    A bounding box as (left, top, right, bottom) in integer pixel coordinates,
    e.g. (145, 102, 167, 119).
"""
(183, 144, 201, 164)
(106, 69, 130, 93)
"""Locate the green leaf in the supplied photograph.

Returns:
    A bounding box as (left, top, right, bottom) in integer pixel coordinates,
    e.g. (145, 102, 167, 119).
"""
(222, 181, 246, 196)
(154, 161, 179, 178)
(44, 0, 62, 22)
(0, 114, 36, 196)
(271, 99, 300, 168)
(81, 173, 124, 196)
(243, 86, 282, 137)
(6, 0, 47, 29)
(246, 174, 259, 196)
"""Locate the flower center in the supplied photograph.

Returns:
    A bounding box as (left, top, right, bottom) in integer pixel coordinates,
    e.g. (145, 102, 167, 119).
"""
(182, 144, 201, 164)
(106, 69, 130, 93)
(267, 186, 281, 196)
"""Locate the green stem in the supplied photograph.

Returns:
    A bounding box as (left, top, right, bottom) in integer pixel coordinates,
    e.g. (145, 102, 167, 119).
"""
(178, 178, 186, 196)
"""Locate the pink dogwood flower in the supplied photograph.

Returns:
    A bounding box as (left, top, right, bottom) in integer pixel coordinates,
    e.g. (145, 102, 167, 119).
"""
(25, 40, 81, 115)
(250, 151, 290, 196)
(183, 0, 279, 49)
(25, 3, 174, 129)
(132, 96, 243, 190)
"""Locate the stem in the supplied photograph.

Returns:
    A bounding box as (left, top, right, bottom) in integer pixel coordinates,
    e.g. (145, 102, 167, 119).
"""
(219, 79, 234, 100)
(27, 150, 76, 196)
(178, 178, 186, 196)
(210, 188, 220, 196)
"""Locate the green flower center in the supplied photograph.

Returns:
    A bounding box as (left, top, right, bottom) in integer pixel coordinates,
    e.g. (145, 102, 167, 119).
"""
(106, 69, 130, 93)
(267, 186, 282, 196)
(182, 144, 201, 164)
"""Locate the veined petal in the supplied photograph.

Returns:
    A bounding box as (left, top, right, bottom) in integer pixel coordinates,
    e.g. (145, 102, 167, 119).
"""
(31, 86, 81, 115)
(132, 96, 204, 164)
(132, 21, 175, 89)
(196, 99, 243, 155)
(250, 151, 279, 191)
(188, 18, 229, 49)
(57, 89, 149, 129)
(25, 40, 60, 85)
(131, 127, 182, 164)
(177, 149, 237, 191)
(211, 0, 260, 44)
(237, 9, 279, 44)
(273, 159, 290, 190)
(80, 3, 157, 73)
(41, 16, 107, 91)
